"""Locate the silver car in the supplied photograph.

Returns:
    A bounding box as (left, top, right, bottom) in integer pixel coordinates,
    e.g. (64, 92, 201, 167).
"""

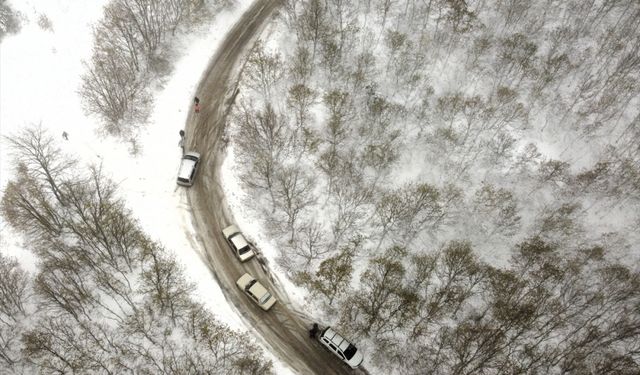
(318, 327, 364, 368)
(177, 151, 200, 186)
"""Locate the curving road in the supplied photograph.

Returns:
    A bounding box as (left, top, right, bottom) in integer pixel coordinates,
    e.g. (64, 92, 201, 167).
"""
(183, 1, 363, 374)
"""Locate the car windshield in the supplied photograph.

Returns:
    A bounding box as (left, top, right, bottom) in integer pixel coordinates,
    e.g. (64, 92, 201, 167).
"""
(239, 245, 251, 255)
(259, 292, 272, 305)
(344, 344, 357, 360)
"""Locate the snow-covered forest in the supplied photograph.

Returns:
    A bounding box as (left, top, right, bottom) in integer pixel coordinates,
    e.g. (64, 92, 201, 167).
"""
(0, 126, 272, 373)
(0, 0, 21, 40)
(79, 0, 232, 142)
(2, 0, 639, 373)
(227, 0, 640, 373)
(1, 0, 277, 373)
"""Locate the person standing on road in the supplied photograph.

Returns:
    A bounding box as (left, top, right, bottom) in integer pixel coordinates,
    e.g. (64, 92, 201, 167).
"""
(194, 97, 200, 113)
(178, 130, 185, 154)
(309, 323, 319, 339)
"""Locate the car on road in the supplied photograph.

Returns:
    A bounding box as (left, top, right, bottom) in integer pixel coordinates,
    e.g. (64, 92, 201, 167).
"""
(222, 225, 255, 262)
(236, 273, 277, 311)
(177, 151, 201, 186)
(318, 327, 364, 369)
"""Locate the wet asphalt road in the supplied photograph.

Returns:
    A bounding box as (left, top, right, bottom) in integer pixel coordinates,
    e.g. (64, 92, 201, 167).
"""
(183, 1, 364, 374)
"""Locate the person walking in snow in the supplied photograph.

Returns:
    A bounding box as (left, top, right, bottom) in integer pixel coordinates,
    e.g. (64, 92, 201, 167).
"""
(62, 131, 69, 140)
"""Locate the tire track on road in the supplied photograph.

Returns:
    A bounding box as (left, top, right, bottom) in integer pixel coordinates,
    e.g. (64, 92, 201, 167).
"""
(184, 1, 360, 374)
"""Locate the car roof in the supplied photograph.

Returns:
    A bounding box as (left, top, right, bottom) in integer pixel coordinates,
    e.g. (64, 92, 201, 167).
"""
(249, 280, 269, 298)
(178, 158, 197, 179)
(338, 338, 350, 352)
(236, 273, 254, 288)
(230, 233, 249, 249)
(222, 225, 239, 238)
(323, 327, 350, 350)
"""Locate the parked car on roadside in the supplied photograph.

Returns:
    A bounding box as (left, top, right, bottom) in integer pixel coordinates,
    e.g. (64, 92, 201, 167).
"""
(222, 225, 255, 262)
(236, 273, 277, 311)
(176, 151, 201, 186)
(318, 327, 364, 369)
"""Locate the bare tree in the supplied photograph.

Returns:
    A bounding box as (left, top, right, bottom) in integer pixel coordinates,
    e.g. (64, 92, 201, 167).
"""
(0, 254, 30, 367)
(472, 184, 521, 236)
(34, 253, 94, 322)
(409, 241, 484, 340)
(140, 241, 193, 324)
(81, 46, 151, 136)
(317, 90, 355, 195)
(234, 102, 290, 208)
(442, 0, 477, 33)
(289, 45, 314, 83)
(0, 255, 29, 323)
(289, 220, 330, 268)
(61, 166, 142, 273)
(22, 317, 85, 373)
(99, 2, 144, 73)
(303, 238, 357, 306)
(494, 33, 538, 88)
(37, 13, 53, 31)
(0, 0, 21, 40)
(273, 164, 317, 242)
(80, 0, 218, 137)
(300, 0, 330, 59)
(349, 50, 376, 90)
(287, 83, 317, 130)
(4, 126, 76, 204)
(117, 0, 164, 53)
(244, 41, 285, 101)
(495, 0, 532, 30)
(1, 171, 65, 238)
(341, 246, 418, 337)
(536, 202, 584, 240)
(374, 182, 443, 248)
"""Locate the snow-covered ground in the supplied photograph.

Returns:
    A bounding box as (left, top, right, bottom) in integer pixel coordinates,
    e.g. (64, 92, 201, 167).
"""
(0, 0, 292, 373)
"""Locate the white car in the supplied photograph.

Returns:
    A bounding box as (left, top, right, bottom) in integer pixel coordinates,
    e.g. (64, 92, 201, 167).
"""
(318, 327, 364, 368)
(236, 273, 277, 311)
(176, 151, 200, 186)
(222, 225, 255, 262)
